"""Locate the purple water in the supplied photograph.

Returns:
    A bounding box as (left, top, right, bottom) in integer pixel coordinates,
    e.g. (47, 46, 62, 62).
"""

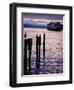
(23, 28, 63, 74)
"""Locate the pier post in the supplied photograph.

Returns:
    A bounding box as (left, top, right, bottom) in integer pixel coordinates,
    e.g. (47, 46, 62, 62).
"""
(36, 34, 41, 74)
(24, 32, 32, 75)
(43, 33, 45, 73)
(24, 39, 27, 75)
(27, 39, 32, 75)
(43, 33, 45, 59)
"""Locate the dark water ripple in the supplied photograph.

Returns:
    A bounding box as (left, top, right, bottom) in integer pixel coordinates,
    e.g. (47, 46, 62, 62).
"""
(24, 29, 63, 74)
(30, 58, 63, 74)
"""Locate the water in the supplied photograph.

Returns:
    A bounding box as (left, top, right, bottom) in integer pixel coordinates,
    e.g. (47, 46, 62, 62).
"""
(23, 28, 63, 74)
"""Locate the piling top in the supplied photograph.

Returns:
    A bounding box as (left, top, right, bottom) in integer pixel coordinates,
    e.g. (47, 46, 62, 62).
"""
(24, 32, 27, 38)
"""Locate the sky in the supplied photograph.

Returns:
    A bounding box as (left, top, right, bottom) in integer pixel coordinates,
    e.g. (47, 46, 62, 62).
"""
(22, 13, 64, 27)
(22, 13, 63, 20)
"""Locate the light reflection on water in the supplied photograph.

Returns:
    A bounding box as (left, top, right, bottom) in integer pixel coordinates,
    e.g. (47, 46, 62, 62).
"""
(23, 28, 63, 74)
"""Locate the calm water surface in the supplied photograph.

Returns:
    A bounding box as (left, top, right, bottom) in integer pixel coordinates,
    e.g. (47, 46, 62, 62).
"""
(23, 28, 63, 74)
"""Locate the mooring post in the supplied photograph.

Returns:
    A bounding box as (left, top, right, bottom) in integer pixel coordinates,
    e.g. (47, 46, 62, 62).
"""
(24, 39, 27, 75)
(27, 39, 32, 75)
(43, 33, 45, 73)
(38, 34, 41, 70)
(43, 33, 45, 59)
(36, 34, 38, 73)
(36, 34, 41, 74)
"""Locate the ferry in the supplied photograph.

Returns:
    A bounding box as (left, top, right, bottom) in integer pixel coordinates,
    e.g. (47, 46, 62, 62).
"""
(47, 22, 63, 31)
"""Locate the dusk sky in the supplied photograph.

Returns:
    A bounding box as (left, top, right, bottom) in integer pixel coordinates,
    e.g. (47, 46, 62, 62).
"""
(22, 13, 64, 20)
(22, 13, 64, 27)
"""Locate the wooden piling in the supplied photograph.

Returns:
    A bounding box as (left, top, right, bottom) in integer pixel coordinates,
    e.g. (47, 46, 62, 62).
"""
(43, 33, 45, 59)
(27, 39, 32, 75)
(24, 32, 32, 75)
(43, 33, 45, 73)
(36, 34, 41, 74)
(24, 39, 27, 75)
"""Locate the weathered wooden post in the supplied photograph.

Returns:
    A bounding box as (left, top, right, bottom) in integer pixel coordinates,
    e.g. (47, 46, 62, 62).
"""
(43, 33, 45, 59)
(27, 39, 32, 75)
(24, 32, 27, 75)
(36, 34, 38, 73)
(24, 32, 32, 75)
(36, 34, 41, 74)
(43, 33, 45, 73)
(38, 34, 41, 68)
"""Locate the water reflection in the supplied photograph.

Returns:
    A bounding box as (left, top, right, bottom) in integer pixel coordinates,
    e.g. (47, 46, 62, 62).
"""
(23, 28, 63, 74)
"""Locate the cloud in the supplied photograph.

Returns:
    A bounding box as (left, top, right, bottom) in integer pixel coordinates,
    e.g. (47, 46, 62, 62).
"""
(23, 17, 63, 25)
(23, 18, 51, 25)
